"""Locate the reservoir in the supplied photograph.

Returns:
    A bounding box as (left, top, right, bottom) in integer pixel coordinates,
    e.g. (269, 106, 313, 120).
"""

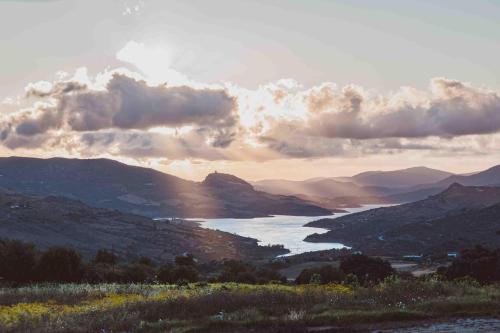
(193, 204, 388, 256)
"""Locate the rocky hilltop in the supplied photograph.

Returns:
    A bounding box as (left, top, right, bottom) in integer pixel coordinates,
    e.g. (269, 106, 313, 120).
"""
(0, 157, 330, 218)
(0, 188, 288, 262)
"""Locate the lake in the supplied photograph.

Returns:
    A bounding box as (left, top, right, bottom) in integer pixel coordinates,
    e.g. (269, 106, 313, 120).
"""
(192, 204, 390, 256)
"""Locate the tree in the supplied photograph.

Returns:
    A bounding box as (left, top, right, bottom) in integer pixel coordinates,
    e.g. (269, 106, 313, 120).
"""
(121, 263, 156, 283)
(137, 256, 155, 267)
(442, 245, 500, 284)
(175, 254, 196, 266)
(0, 239, 37, 284)
(157, 263, 175, 283)
(93, 249, 118, 265)
(255, 267, 286, 283)
(217, 260, 257, 283)
(36, 247, 83, 283)
(157, 262, 199, 284)
(340, 254, 394, 284)
(295, 265, 345, 284)
(171, 265, 199, 283)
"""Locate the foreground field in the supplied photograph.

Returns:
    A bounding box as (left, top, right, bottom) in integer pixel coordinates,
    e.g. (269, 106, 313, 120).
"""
(1, 279, 500, 333)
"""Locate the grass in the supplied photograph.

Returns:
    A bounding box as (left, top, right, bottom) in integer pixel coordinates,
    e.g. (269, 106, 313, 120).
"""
(1, 279, 500, 332)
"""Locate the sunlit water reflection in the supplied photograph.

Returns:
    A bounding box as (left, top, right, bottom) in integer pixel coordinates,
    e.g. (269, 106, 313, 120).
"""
(190, 205, 391, 256)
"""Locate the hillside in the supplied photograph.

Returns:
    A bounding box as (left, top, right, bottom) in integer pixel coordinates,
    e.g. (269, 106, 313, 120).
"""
(0, 189, 287, 262)
(378, 202, 500, 254)
(0, 157, 330, 218)
(305, 184, 500, 255)
(436, 165, 500, 187)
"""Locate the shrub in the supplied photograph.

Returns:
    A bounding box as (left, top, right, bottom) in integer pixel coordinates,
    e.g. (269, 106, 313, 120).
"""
(217, 260, 257, 283)
(340, 254, 394, 284)
(121, 263, 156, 283)
(136, 256, 155, 267)
(35, 247, 83, 283)
(171, 265, 199, 283)
(93, 249, 118, 265)
(295, 265, 345, 284)
(442, 245, 500, 284)
(255, 267, 286, 284)
(0, 239, 37, 284)
(157, 263, 199, 283)
(157, 263, 175, 283)
(175, 254, 196, 266)
(83, 263, 123, 283)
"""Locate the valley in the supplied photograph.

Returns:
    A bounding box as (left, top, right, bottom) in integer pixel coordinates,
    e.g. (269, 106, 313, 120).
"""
(3, 156, 500, 260)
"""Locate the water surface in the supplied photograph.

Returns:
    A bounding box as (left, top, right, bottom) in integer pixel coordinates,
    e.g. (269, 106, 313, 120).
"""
(193, 204, 389, 256)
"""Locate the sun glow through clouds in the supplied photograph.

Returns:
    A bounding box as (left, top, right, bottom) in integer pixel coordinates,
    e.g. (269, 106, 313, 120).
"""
(116, 41, 189, 86)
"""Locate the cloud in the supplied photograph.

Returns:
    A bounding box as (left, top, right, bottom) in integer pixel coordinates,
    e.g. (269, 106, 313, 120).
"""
(250, 78, 500, 157)
(25, 80, 87, 98)
(122, 0, 144, 16)
(305, 78, 500, 139)
(2, 73, 238, 152)
(62, 74, 237, 132)
(2, 66, 500, 162)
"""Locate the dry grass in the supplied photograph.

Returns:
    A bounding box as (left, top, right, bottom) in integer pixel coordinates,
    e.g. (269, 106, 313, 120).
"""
(1, 279, 500, 332)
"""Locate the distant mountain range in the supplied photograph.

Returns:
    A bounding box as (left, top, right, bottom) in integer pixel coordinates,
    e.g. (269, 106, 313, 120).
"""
(254, 165, 500, 207)
(0, 157, 330, 218)
(348, 167, 454, 188)
(253, 167, 454, 207)
(305, 183, 500, 255)
(387, 164, 500, 203)
(0, 188, 287, 262)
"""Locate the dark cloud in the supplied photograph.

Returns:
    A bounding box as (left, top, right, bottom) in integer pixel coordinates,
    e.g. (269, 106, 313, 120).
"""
(26, 81, 87, 98)
(4, 74, 238, 150)
(15, 107, 62, 136)
(59, 75, 237, 132)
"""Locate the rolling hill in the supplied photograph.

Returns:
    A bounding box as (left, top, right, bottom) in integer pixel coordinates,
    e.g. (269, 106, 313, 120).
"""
(0, 157, 330, 218)
(305, 184, 500, 255)
(0, 189, 287, 262)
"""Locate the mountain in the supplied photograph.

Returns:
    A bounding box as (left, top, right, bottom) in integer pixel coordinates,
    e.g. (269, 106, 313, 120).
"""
(389, 165, 500, 203)
(435, 165, 500, 187)
(305, 184, 500, 255)
(0, 157, 330, 218)
(0, 189, 287, 262)
(350, 167, 453, 188)
(252, 167, 453, 208)
(197, 172, 331, 217)
(253, 178, 394, 208)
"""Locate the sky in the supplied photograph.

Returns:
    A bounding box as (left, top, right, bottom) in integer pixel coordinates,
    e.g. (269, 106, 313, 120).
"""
(1, 0, 500, 180)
